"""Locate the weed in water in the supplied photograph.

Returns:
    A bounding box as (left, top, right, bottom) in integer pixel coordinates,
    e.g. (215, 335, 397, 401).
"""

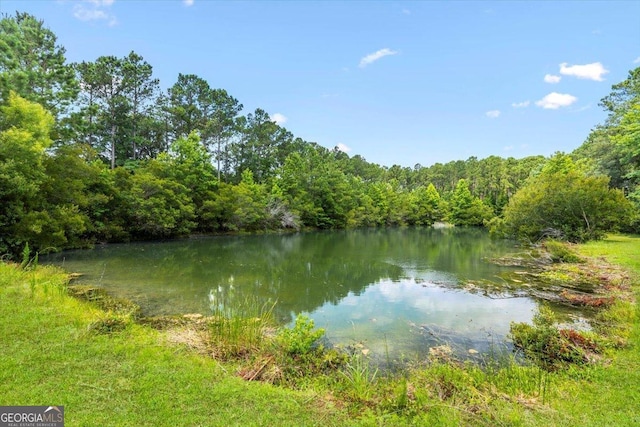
(276, 314, 325, 356)
(510, 305, 599, 370)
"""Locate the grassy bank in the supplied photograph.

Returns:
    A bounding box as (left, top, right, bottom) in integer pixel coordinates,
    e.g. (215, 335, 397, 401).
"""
(547, 236, 640, 426)
(0, 265, 349, 426)
(1, 235, 639, 426)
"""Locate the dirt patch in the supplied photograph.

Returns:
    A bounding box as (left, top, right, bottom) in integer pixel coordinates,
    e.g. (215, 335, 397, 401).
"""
(165, 325, 213, 355)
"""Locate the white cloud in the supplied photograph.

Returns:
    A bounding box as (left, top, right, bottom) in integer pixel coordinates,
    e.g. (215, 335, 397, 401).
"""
(535, 92, 578, 109)
(359, 48, 398, 68)
(73, 0, 117, 25)
(634, 57, 640, 64)
(183, 0, 194, 6)
(73, 7, 108, 21)
(402, 9, 411, 15)
(270, 113, 287, 125)
(511, 100, 530, 108)
(559, 62, 609, 81)
(544, 74, 561, 84)
(336, 143, 351, 153)
(485, 110, 501, 119)
(504, 146, 514, 151)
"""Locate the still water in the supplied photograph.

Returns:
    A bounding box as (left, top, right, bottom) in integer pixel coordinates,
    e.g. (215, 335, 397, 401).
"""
(46, 228, 545, 361)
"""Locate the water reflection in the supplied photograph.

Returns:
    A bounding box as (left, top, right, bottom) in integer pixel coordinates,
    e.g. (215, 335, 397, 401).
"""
(45, 228, 541, 360)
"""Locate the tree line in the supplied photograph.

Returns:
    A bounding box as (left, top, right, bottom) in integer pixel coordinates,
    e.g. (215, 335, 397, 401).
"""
(0, 12, 637, 258)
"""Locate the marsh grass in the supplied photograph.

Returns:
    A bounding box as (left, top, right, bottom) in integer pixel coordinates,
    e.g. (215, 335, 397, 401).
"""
(208, 296, 276, 358)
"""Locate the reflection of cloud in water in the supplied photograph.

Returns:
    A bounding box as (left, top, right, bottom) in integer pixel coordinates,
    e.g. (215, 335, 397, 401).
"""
(388, 279, 533, 334)
(312, 277, 536, 361)
(342, 292, 359, 306)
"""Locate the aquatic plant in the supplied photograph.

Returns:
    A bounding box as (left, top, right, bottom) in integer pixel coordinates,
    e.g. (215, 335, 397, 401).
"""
(276, 314, 325, 356)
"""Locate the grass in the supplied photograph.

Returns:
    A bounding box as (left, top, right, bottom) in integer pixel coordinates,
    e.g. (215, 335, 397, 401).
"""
(1, 234, 639, 425)
(545, 235, 640, 426)
(208, 295, 276, 359)
(0, 265, 347, 426)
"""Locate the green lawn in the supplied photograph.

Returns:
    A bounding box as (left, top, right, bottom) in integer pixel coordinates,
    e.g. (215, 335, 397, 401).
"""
(545, 235, 640, 427)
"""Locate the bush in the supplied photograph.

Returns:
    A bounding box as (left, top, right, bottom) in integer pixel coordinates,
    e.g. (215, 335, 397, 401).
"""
(510, 305, 595, 369)
(502, 154, 634, 243)
(276, 314, 325, 356)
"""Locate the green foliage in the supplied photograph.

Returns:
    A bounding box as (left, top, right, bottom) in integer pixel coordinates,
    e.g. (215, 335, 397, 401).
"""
(543, 240, 583, 263)
(448, 179, 494, 226)
(120, 165, 196, 238)
(503, 154, 634, 242)
(0, 93, 54, 256)
(486, 216, 507, 238)
(14, 204, 89, 252)
(207, 171, 270, 231)
(19, 243, 31, 270)
(276, 148, 357, 229)
(276, 314, 325, 356)
(573, 67, 640, 232)
(510, 305, 598, 370)
(409, 183, 442, 226)
(0, 12, 78, 119)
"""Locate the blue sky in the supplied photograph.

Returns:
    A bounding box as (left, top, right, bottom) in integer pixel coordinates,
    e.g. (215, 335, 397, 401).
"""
(4, 1, 639, 167)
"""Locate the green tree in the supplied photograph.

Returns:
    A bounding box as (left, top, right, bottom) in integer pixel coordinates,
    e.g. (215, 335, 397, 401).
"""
(573, 67, 640, 229)
(76, 56, 130, 169)
(209, 170, 269, 231)
(0, 92, 53, 254)
(276, 146, 356, 228)
(117, 163, 196, 238)
(409, 183, 442, 226)
(0, 12, 78, 120)
(448, 179, 494, 226)
(166, 73, 214, 141)
(75, 53, 160, 168)
(231, 108, 293, 183)
(502, 154, 633, 242)
(599, 67, 640, 124)
(121, 51, 159, 160)
(157, 132, 219, 230)
(207, 89, 242, 181)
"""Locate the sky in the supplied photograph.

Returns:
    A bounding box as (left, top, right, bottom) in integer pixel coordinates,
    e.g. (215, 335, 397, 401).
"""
(3, 0, 639, 168)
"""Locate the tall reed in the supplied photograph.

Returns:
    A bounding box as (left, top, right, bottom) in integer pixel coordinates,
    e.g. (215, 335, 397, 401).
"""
(208, 294, 276, 358)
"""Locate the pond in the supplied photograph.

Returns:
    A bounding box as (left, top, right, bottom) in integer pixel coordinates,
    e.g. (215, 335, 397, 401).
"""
(43, 228, 580, 363)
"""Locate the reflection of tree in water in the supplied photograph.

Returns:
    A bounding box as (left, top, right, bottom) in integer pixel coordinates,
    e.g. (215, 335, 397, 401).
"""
(44, 228, 518, 323)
